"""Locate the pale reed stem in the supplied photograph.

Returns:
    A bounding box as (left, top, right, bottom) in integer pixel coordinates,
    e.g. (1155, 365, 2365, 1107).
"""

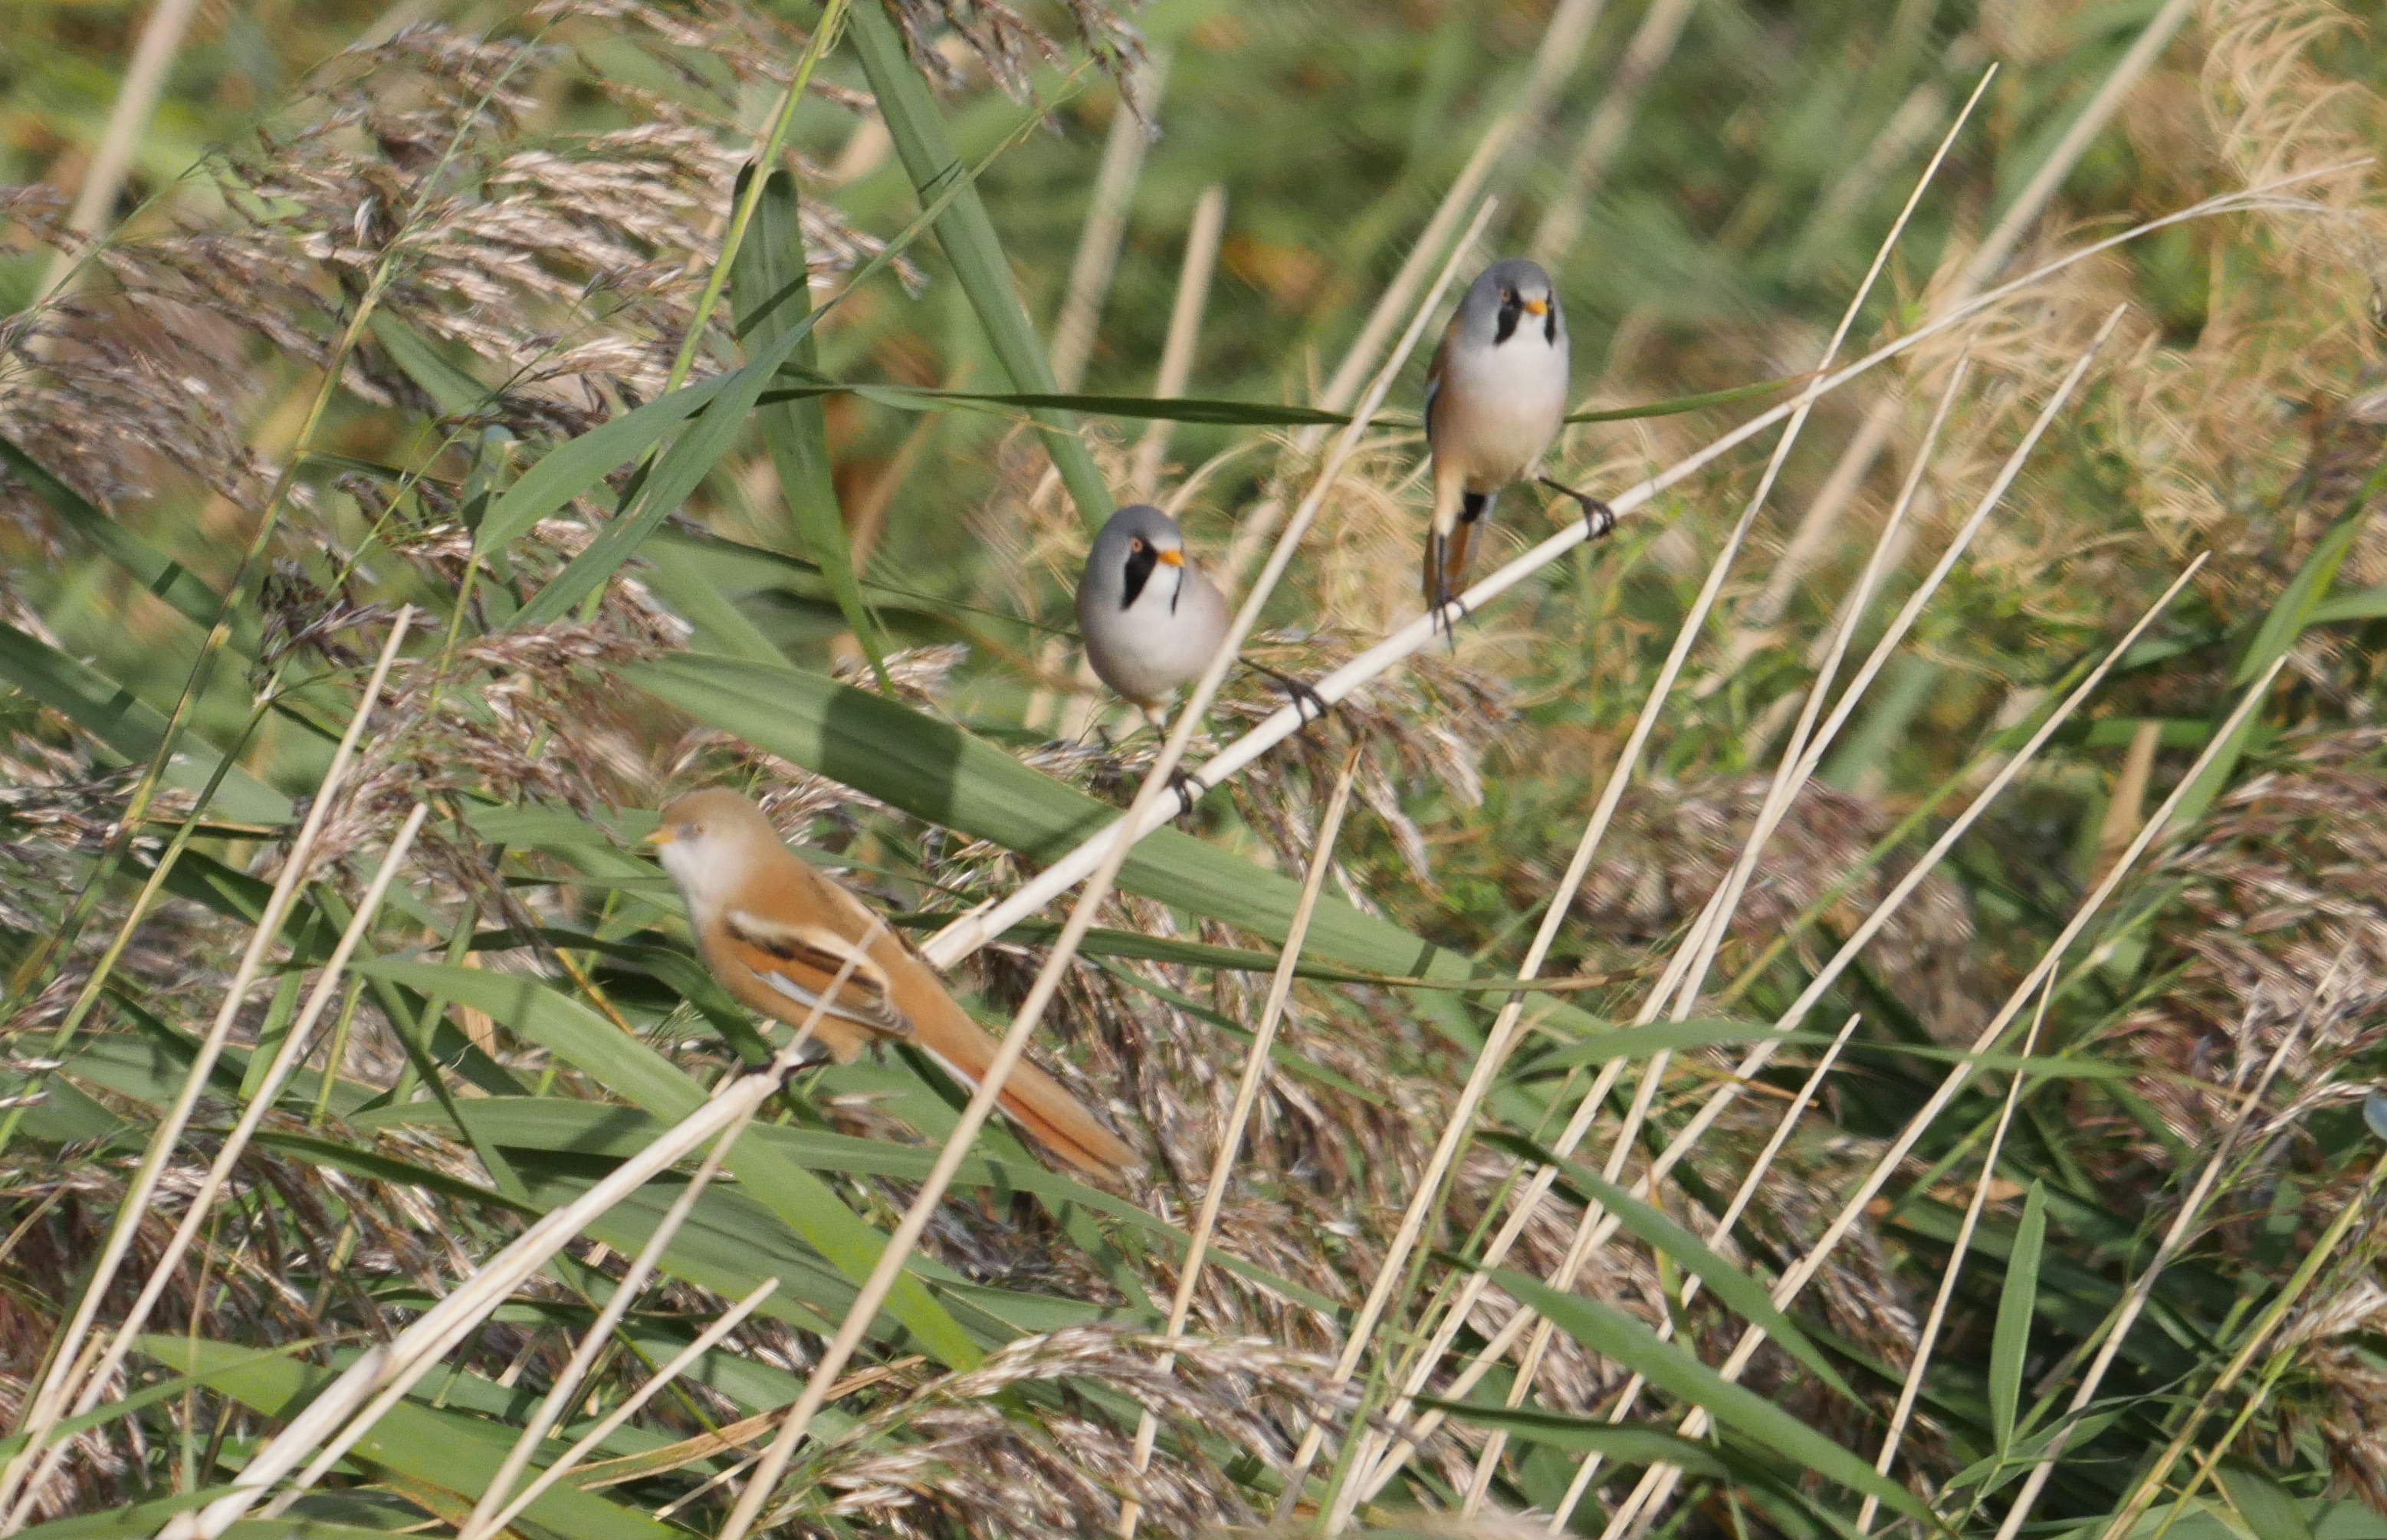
(32, 0, 205, 306)
(156, 921, 875, 1538)
(712, 200, 1500, 1540)
(916, 166, 2343, 977)
(1128, 183, 1228, 501)
(1732, 0, 2198, 638)
(1590, 645, 2286, 1539)
(0, 801, 430, 1526)
(1851, 977, 2057, 1534)
(1332, 87, 1988, 1507)
(476, 1279, 782, 1538)
(0, 609, 415, 1519)
(1985, 938, 2356, 1540)
(1049, 53, 1170, 393)
(1118, 744, 1363, 1538)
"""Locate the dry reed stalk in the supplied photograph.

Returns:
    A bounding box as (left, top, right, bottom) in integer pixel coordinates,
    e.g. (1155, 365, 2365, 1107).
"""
(1348, 353, 1960, 1502)
(1791, 81, 1951, 284)
(1356, 557, 2208, 1512)
(2093, 717, 2165, 885)
(1730, 0, 2200, 642)
(657, 1450, 764, 1519)
(1739, 477, 1929, 757)
(916, 166, 2342, 976)
(1222, 0, 1608, 585)
(1985, 937, 2361, 1540)
(457, 1108, 767, 1538)
(163, 1092, 776, 1535)
(0, 31, 551, 1054)
(1519, 133, 2014, 1298)
(475, 1279, 781, 1537)
(1117, 742, 1364, 1539)
(0, 608, 415, 1520)
(2101, 1151, 2387, 1540)
(1456, 1013, 1864, 1515)
(264, 915, 869, 1514)
(1850, 977, 2057, 1535)
(1551, 316, 2112, 1385)
(1322, 105, 1985, 1514)
(1220, 123, 1509, 586)
(1446, 355, 1978, 1507)
(712, 199, 1502, 1540)
(1512, 0, 1614, 133)
(156, 922, 882, 1538)
(1297, 0, 1604, 441)
(30, 0, 206, 307)
(1128, 182, 1227, 501)
(1049, 51, 1169, 394)
(1306, 123, 1515, 432)
(1528, 0, 1700, 268)
(1582, 646, 2290, 1538)
(0, 800, 432, 1526)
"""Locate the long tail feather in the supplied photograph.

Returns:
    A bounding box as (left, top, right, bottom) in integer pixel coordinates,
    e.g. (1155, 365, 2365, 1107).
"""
(1442, 517, 1476, 596)
(912, 997, 1135, 1176)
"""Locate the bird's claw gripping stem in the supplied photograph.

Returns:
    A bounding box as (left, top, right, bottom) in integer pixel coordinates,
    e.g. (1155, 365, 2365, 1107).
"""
(1169, 766, 1205, 819)
(1540, 477, 1617, 541)
(1247, 661, 1331, 725)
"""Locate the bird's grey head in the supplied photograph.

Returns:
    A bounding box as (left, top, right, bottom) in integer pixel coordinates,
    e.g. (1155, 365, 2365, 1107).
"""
(1085, 504, 1194, 615)
(1457, 258, 1562, 350)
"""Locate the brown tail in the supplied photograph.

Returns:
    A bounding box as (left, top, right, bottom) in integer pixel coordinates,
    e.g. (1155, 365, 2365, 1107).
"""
(1423, 519, 1478, 626)
(906, 979, 1136, 1177)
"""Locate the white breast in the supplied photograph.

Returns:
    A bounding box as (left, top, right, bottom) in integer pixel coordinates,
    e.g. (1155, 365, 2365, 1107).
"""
(1080, 565, 1230, 708)
(1435, 333, 1570, 492)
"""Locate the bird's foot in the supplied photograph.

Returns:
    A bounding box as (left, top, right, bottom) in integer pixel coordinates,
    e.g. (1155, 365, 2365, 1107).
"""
(774, 1031, 835, 1077)
(1427, 584, 1470, 651)
(1541, 478, 1617, 542)
(1247, 661, 1331, 726)
(1168, 766, 1207, 820)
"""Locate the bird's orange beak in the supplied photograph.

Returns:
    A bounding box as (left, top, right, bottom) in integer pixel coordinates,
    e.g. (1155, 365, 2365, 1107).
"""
(642, 825, 676, 847)
(1157, 548, 1184, 567)
(1522, 297, 1548, 317)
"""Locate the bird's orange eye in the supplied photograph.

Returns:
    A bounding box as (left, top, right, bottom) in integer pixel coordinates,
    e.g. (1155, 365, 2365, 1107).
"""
(1130, 537, 1144, 551)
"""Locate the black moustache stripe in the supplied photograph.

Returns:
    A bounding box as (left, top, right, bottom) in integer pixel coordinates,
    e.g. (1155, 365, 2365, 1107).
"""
(1121, 543, 1158, 609)
(1545, 304, 1558, 345)
(1494, 300, 1521, 346)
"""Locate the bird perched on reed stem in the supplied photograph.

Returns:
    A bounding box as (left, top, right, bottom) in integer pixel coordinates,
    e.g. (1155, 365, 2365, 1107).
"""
(647, 787, 1136, 1176)
(1421, 258, 1612, 631)
(1075, 504, 1327, 817)
(1075, 504, 1232, 730)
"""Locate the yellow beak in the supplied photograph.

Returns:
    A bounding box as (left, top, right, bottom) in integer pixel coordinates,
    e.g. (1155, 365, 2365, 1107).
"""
(642, 826, 675, 847)
(1522, 297, 1548, 317)
(1157, 548, 1184, 567)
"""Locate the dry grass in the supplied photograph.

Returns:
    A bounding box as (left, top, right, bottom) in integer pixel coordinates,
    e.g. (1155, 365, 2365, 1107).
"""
(3, 0, 2387, 1532)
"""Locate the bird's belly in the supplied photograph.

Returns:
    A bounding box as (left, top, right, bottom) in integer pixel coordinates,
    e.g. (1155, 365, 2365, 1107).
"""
(1440, 369, 1567, 491)
(1099, 609, 1218, 702)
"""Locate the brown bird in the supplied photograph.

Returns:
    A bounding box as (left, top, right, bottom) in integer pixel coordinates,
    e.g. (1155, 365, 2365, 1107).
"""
(645, 788, 1136, 1177)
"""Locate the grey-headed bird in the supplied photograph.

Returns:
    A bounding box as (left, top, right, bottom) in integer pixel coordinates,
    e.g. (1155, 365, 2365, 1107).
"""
(1075, 504, 1325, 813)
(1075, 504, 1232, 727)
(1421, 258, 1610, 629)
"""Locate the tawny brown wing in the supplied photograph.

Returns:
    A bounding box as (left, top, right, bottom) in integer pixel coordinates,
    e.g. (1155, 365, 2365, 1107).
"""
(719, 908, 910, 1036)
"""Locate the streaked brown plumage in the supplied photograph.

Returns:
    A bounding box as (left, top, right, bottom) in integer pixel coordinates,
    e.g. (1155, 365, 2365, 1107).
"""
(647, 788, 1135, 1176)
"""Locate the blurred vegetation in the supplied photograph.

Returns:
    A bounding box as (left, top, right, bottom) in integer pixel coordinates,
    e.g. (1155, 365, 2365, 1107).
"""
(4, 0, 2387, 1534)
